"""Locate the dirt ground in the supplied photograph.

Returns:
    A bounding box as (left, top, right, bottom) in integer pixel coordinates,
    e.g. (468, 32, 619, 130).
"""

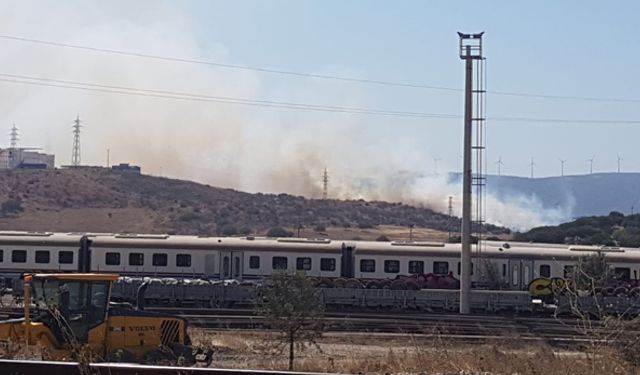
(0, 207, 156, 233)
(188, 330, 637, 375)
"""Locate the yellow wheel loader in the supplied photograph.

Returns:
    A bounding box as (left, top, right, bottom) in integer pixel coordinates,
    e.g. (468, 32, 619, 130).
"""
(0, 273, 211, 364)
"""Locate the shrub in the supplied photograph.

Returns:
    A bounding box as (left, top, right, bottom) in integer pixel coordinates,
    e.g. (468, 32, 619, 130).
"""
(376, 235, 390, 242)
(267, 227, 294, 238)
(313, 224, 326, 232)
(1, 199, 23, 215)
(219, 224, 238, 236)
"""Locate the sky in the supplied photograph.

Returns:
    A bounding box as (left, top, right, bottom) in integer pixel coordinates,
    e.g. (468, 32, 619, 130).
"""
(0, 1, 638, 229)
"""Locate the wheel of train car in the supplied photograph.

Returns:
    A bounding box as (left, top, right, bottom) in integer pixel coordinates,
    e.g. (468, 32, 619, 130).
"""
(316, 277, 334, 288)
(630, 287, 640, 298)
(604, 287, 616, 296)
(344, 279, 364, 289)
(404, 279, 420, 290)
(379, 279, 392, 289)
(390, 279, 406, 290)
(333, 278, 347, 288)
(366, 280, 380, 289)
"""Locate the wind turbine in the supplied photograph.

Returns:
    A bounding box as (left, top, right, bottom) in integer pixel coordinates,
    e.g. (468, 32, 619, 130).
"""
(495, 156, 504, 176)
(617, 154, 623, 173)
(587, 155, 595, 175)
(433, 157, 441, 175)
(559, 158, 567, 177)
(529, 157, 536, 179)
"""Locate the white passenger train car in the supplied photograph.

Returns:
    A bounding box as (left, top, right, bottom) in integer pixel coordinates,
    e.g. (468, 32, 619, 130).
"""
(0, 231, 639, 290)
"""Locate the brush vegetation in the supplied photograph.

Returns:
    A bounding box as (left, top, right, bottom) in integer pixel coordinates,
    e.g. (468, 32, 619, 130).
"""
(0, 168, 507, 238)
(515, 211, 640, 246)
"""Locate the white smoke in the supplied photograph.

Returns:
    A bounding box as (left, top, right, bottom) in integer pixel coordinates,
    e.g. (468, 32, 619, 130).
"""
(0, 1, 571, 231)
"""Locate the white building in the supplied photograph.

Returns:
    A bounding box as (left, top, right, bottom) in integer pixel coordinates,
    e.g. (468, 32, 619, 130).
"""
(0, 148, 55, 169)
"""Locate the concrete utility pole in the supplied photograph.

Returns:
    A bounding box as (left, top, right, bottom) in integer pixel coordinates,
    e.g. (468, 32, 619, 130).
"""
(588, 155, 595, 175)
(458, 31, 484, 315)
(447, 196, 453, 241)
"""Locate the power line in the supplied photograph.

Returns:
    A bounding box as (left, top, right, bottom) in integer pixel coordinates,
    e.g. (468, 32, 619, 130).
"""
(1, 72, 640, 124)
(0, 73, 456, 118)
(1, 34, 639, 103)
(0, 34, 457, 92)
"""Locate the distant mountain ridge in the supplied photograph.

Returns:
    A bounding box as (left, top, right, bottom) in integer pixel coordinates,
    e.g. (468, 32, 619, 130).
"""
(451, 172, 640, 220)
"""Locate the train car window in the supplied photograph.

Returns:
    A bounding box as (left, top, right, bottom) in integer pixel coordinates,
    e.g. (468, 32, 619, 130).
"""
(563, 265, 574, 279)
(523, 265, 530, 283)
(0, 249, 3, 262)
(176, 254, 191, 267)
(360, 259, 375, 273)
(384, 260, 400, 273)
(296, 257, 312, 271)
(35, 250, 50, 264)
(320, 258, 336, 271)
(539, 265, 551, 278)
(512, 267, 519, 286)
(105, 252, 120, 266)
(408, 260, 424, 274)
(249, 256, 260, 269)
(272, 256, 288, 270)
(502, 264, 507, 277)
(614, 267, 631, 281)
(129, 253, 144, 266)
(59, 251, 74, 264)
(433, 261, 449, 275)
(12, 250, 26, 263)
(152, 253, 167, 267)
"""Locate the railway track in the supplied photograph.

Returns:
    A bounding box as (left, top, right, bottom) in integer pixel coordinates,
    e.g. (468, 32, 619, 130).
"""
(0, 306, 626, 345)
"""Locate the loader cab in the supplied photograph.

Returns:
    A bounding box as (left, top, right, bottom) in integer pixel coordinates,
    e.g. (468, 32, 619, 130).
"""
(29, 274, 117, 344)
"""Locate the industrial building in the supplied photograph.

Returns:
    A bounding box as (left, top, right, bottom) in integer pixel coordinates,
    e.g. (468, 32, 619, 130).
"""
(0, 148, 55, 169)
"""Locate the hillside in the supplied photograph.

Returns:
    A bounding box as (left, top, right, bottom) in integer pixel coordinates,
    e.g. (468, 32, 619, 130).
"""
(514, 211, 640, 247)
(0, 168, 507, 240)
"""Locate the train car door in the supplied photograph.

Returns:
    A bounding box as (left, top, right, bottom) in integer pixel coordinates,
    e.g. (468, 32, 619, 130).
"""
(219, 251, 243, 280)
(220, 251, 231, 279)
(204, 254, 217, 279)
(232, 252, 243, 281)
(520, 259, 534, 288)
(508, 259, 534, 290)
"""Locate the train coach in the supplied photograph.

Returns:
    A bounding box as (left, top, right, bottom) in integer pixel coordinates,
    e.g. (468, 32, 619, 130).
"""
(0, 231, 639, 291)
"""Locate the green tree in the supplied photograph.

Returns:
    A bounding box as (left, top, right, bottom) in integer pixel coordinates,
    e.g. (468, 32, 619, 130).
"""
(266, 227, 294, 237)
(0, 198, 23, 216)
(257, 272, 324, 370)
